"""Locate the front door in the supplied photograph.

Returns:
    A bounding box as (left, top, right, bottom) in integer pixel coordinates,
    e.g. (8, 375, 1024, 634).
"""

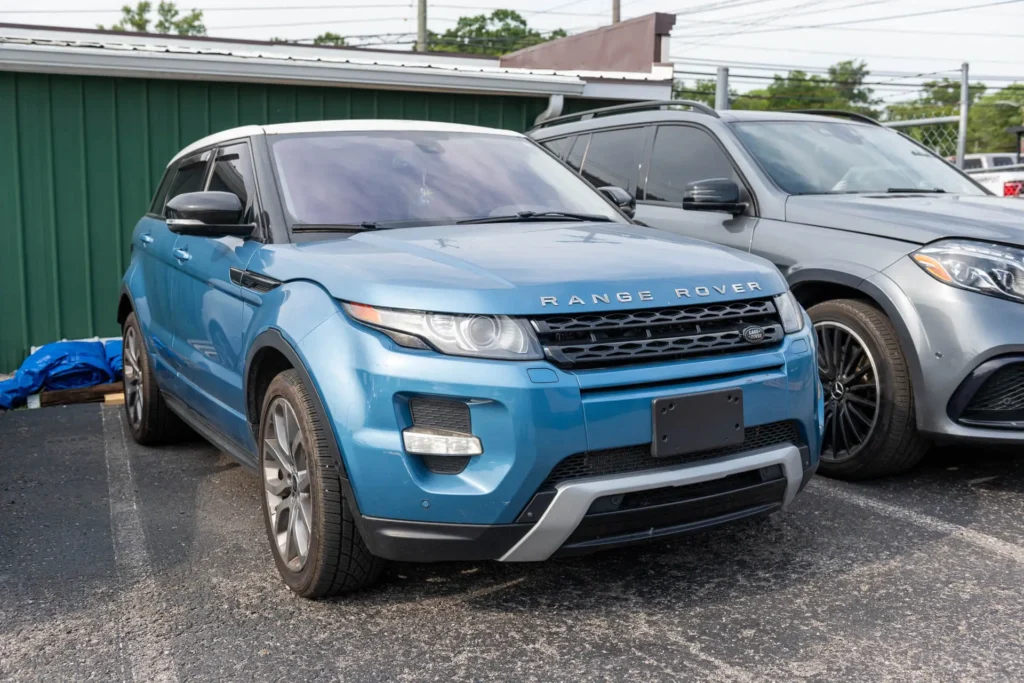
(633, 124, 758, 254)
(138, 153, 211, 386)
(170, 141, 263, 455)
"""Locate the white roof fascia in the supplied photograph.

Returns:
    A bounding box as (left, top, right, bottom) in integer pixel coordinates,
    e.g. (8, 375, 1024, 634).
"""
(0, 39, 586, 97)
(581, 80, 673, 101)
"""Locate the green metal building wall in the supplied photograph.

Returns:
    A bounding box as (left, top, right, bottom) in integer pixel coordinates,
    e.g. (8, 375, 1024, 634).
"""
(0, 71, 550, 371)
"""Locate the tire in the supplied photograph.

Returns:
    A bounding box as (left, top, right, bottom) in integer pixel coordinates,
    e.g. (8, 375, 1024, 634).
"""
(808, 299, 930, 480)
(121, 312, 186, 445)
(258, 369, 383, 598)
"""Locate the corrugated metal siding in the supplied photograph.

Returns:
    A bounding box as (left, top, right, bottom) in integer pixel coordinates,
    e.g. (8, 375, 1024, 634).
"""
(0, 71, 549, 370)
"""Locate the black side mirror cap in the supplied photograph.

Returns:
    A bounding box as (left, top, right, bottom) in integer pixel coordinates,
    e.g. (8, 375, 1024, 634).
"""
(682, 178, 748, 216)
(597, 186, 636, 219)
(166, 191, 255, 238)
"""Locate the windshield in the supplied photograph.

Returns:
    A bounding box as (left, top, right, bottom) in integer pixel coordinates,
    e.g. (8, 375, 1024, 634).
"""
(731, 121, 986, 196)
(268, 131, 626, 228)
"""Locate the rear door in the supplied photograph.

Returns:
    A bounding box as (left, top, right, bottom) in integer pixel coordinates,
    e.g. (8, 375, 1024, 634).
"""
(137, 153, 210, 385)
(170, 141, 263, 453)
(576, 126, 647, 198)
(633, 124, 757, 253)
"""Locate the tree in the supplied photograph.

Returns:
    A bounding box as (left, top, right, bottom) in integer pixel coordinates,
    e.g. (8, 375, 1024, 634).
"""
(99, 1, 205, 36)
(312, 32, 346, 46)
(968, 86, 1024, 153)
(428, 10, 566, 56)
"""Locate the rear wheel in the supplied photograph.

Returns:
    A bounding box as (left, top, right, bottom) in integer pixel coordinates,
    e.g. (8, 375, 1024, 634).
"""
(809, 299, 929, 480)
(258, 370, 383, 598)
(121, 312, 186, 445)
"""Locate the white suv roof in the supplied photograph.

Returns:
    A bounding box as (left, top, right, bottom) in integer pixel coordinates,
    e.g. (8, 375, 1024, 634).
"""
(170, 119, 522, 167)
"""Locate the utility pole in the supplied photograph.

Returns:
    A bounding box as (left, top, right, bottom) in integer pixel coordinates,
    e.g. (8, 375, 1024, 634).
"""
(956, 61, 969, 168)
(416, 0, 427, 52)
(715, 67, 729, 110)
(612, 0, 620, 23)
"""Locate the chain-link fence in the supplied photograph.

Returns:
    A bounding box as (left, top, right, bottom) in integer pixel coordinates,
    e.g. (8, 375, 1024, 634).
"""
(882, 106, 961, 160)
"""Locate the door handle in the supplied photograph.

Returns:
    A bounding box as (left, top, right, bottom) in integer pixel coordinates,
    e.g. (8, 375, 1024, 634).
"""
(140, 234, 154, 246)
(172, 247, 191, 262)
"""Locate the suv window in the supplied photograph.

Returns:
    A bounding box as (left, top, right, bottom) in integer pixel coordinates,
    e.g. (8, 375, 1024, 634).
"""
(963, 158, 983, 171)
(541, 137, 572, 160)
(207, 143, 257, 223)
(645, 126, 738, 203)
(579, 127, 645, 193)
(164, 157, 209, 207)
(149, 170, 174, 215)
(566, 135, 589, 172)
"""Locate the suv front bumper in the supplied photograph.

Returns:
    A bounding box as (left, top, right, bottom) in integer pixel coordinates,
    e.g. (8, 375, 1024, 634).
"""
(297, 310, 821, 562)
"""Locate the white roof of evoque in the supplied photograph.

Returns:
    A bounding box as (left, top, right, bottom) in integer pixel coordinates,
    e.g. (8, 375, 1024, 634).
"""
(169, 120, 522, 167)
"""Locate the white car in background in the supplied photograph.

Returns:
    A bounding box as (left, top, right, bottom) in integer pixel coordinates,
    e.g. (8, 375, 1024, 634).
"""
(962, 152, 1024, 196)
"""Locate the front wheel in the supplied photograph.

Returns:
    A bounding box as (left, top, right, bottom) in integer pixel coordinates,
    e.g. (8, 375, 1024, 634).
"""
(258, 370, 384, 598)
(808, 299, 929, 480)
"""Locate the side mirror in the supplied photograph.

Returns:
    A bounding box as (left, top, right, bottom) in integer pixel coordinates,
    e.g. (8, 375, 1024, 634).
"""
(597, 186, 636, 218)
(682, 178, 748, 216)
(166, 191, 255, 238)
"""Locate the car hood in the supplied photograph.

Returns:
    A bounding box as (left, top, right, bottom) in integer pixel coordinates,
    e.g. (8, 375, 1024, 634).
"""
(785, 193, 1024, 245)
(251, 222, 787, 315)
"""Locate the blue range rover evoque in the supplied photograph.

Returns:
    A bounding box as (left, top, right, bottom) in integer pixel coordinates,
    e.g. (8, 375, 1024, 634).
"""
(118, 120, 823, 598)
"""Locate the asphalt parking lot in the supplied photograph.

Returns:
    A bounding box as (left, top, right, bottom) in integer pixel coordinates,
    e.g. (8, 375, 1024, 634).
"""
(3, 405, 1024, 682)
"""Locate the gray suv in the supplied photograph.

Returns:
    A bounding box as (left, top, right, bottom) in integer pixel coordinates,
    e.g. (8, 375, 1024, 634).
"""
(531, 101, 1024, 479)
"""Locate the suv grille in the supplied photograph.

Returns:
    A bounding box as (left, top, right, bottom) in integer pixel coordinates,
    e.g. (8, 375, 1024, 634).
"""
(541, 420, 798, 489)
(964, 363, 1024, 418)
(531, 299, 783, 369)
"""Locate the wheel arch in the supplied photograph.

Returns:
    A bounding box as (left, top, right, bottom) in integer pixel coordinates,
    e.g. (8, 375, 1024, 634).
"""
(244, 328, 349, 480)
(117, 286, 135, 326)
(789, 267, 928, 429)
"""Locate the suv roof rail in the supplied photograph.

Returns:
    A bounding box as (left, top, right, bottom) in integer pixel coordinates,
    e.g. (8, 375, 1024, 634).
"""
(531, 99, 719, 130)
(789, 109, 883, 127)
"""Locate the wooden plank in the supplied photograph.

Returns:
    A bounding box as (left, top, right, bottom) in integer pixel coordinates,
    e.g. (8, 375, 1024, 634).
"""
(40, 381, 123, 407)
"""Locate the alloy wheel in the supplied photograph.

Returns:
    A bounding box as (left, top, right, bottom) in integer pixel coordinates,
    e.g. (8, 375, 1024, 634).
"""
(814, 321, 880, 463)
(263, 397, 313, 571)
(123, 326, 144, 428)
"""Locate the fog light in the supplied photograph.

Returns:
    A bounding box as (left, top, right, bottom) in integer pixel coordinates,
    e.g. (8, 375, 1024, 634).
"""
(402, 427, 483, 456)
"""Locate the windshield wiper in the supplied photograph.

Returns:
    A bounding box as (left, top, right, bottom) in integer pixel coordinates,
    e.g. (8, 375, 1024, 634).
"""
(291, 222, 382, 233)
(885, 188, 946, 193)
(456, 211, 614, 225)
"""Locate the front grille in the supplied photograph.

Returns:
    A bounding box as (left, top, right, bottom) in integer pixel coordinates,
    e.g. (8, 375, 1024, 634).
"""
(964, 363, 1024, 418)
(409, 398, 472, 474)
(531, 299, 784, 369)
(541, 420, 799, 489)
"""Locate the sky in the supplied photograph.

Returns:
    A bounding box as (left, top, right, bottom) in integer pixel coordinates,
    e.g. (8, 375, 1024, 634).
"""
(2, 0, 1023, 101)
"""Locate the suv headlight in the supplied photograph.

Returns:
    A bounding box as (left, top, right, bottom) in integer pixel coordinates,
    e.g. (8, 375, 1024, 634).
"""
(344, 303, 543, 360)
(912, 239, 1024, 303)
(773, 291, 805, 333)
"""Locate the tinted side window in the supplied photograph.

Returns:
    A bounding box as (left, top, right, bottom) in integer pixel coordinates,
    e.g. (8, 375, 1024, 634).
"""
(579, 127, 645, 193)
(646, 126, 738, 204)
(149, 170, 174, 215)
(165, 158, 209, 205)
(207, 143, 257, 223)
(566, 134, 589, 171)
(541, 137, 572, 160)
(963, 158, 982, 170)
(993, 156, 1015, 167)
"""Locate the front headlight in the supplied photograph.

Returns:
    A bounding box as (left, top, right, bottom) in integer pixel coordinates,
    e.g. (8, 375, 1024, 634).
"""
(344, 303, 543, 360)
(912, 239, 1024, 303)
(773, 291, 805, 333)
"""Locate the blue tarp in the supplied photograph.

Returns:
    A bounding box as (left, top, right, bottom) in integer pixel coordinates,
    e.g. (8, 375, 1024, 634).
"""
(0, 340, 123, 410)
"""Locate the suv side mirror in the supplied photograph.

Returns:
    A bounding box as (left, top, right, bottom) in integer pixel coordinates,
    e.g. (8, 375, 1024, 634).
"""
(598, 186, 636, 218)
(683, 178, 748, 216)
(166, 191, 255, 237)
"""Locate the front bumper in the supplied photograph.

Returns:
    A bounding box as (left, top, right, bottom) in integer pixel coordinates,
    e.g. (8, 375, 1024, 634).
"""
(298, 309, 820, 561)
(875, 258, 1024, 443)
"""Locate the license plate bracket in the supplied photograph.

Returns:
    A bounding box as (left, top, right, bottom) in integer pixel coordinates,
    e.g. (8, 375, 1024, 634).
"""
(651, 389, 744, 457)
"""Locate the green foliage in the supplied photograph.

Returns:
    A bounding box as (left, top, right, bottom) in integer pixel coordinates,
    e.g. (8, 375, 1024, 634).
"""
(312, 32, 346, 46)
(98, 1, 205, 36)
(968, 87, 1024, 153)
(674, 61, 878, 115)
(427, 10, 566, 56)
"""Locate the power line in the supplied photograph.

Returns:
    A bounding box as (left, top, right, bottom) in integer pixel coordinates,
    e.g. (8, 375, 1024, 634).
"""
(674, 0, 1024, 41)
(0, 4, 608, 17)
